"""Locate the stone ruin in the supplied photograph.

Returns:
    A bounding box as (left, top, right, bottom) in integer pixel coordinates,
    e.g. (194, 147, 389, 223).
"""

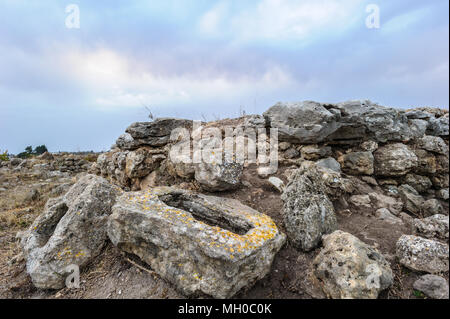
(18, 99, 449, 299)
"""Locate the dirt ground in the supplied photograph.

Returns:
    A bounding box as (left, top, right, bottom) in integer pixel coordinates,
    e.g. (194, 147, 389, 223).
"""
(0, 163, 447, 299)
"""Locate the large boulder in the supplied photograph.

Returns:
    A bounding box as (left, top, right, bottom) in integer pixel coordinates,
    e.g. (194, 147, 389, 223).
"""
(281, 166, 337, 251)
(396, 235, 449, 274)
(125, 148, 165, 179)
(20, 175, 120, 289)
(263, 101, 341, 143)
(107, 187, 286, 298)
(338, 151, 374, 175)
(427, 114, 449, 136)
(313, 231, 393, 299)
(264, 100, 416, 144)
(374, 143, 418, 177)
(194, 161, 243, 192)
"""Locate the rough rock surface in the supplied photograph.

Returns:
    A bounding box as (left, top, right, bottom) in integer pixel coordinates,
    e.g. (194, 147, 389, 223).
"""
(398, 184, 424, 215)
(421, 199, 444, 216)
(413, 214, 449, 240)
(107, 187, 286, 298)
(264, 100, 421, 144)
(338, 151, 374, 175)
(396, 235, 449, 274)
(374, 143, 418, 177)
(313, 231, 393, 299)
(194, 161, 243, 192)
(281, 166, 337, 251)
(413, 274, 449, 299)
(20, 175, 119, 289)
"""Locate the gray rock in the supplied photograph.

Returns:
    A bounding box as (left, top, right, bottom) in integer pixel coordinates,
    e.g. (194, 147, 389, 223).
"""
(360, 140, 379, 152)
(409, 119, 429, 138)
(125, 148, 164, 179)
(413, 214, 449, 240)
(398, 184, 424, 215)
(313, 230, 393, 299)
(281, 166, 337, 251)
(427, 114, 449, 136)
(125, 118, 192, 147)
(115, 133, 142, 150)
(263, 101, 341, 143)
(413, 274, 449, 299)
(436, 188, 449, 200)
(20, 175, 119, 289)
(374, 143, 418, 176)
(268, 176, 284, 193)
(107, 187, 286, 298)
(316, 157, 341, 173)
(396, 235, 449, 273)
(403, 174, 433, 193)
(421, 199, 444, 217)
(368, 192, 403, 216)
(349, 194, 372, 209)
(9, 157, 23, 167)
(338, 151, 374, 175)
(413, 149, 437, 175)
(375, 208, 403, 225)
(195, 161, 243, 192)
(416, 136, 449, 155)
(264, 100, 416, 144)
(283, 148, 300, 159)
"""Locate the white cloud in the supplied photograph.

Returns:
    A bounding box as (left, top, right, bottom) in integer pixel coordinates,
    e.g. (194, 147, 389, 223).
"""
(62, 48, 297, 109)
(198, 2, 229, 36)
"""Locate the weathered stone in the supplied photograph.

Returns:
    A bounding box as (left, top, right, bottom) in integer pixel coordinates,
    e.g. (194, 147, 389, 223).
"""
(413, 214, 449, 240)
(349, 195, 372, 209)
(427, 114, 449, 136)
(316, 157, 341, 173)
(403, 174, 433, 193)
(313, 230, 393, 299)
(194, 161, 243, 192)
(338, 151, 374, 175)
(413, 275, 449, 299)
(374, 143, 418, 176)
(115, 133, 142, 150)
(125, 118, 192, 147)
(368, 192, 403, 216)
(20, 175, 119, 289)
(375, 208, 403, 225)
(413, 149, 437, 175)
(125, 148, 164, 179)
(300, 145, 332, 160)
(263, 101, 341, 143)
(431, 174, 449, 189)
(360, 140, 378, 152)
(398, 184, 424, 215)
(436, 188, 449, 200)
(278, 142, 291, 151)
(38, 152, 54, 160)
(409, 119, 428, 139)
(281, 166, 337, 251)
(421, 199, 444, 217)
(327, 100, 415, 143)
(107, 187, 286, 298)
(283, 148, 299, 159)
(268, 176, 284, 193)
(396, 235, 449, 273)
(416, 136, 449, 155)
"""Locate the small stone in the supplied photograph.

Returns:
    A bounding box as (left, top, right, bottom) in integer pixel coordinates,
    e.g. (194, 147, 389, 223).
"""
(413, 274, 449, 299)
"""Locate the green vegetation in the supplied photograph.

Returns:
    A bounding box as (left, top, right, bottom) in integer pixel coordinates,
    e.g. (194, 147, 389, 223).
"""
(17, 145, 48, 159)
(0, 150, 9, 161)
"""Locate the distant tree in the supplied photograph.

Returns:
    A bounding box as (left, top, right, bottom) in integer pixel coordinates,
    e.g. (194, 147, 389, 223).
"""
(0, 150, 9, 161)
(25, 146, 33, 153)
(34, 145, 48, 155)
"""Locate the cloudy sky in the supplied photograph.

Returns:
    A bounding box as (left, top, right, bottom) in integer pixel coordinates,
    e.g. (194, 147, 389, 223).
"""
(0, 0, 448, 153)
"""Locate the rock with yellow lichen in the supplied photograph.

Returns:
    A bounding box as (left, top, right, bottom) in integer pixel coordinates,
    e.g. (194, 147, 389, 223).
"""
(19, 174, 121, 289)
(107, 187, 286, 298)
